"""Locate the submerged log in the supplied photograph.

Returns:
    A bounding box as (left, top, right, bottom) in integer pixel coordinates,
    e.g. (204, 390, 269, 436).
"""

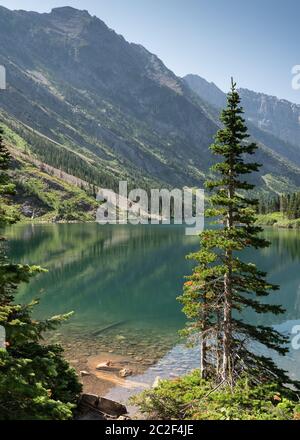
(90, 321, 126, 337)
(77, 393, 128, 419)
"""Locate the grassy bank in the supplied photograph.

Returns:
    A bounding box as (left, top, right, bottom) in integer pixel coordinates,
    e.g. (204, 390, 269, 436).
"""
(256, 212, 300, 229)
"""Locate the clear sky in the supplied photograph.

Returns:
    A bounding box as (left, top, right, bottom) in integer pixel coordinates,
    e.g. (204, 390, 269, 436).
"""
(1, 0, 300, 103)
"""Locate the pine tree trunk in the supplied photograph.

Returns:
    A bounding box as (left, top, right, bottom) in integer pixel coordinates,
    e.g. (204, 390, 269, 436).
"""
(200, 334, 208, 379)
(222, 261, 232, 381)
(216, 308, 222, 378)
(200, 295, 208, 378)
(222, 160, 234, 382)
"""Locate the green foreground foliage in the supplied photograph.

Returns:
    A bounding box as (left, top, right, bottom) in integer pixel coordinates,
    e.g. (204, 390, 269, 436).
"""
(132, 370, 300, 420)
(0, 309, 81, 420)
(0, 126, 82, 420)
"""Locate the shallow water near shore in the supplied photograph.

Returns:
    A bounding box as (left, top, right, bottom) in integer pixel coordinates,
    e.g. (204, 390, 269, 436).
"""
(5, 223, 300, 405)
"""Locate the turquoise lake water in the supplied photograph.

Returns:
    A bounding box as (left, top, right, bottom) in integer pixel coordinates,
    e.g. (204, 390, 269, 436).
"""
(5, 223, 300, 400)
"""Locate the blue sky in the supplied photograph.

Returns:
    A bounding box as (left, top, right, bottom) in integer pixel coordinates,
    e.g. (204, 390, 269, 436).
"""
(1, 0, 300, 103)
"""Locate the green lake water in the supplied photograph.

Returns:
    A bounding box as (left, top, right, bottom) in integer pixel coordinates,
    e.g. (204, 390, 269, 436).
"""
(5, 223, 300, 401)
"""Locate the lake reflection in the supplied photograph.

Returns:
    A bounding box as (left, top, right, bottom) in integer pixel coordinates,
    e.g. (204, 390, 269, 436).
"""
(5, 224, 300, 388)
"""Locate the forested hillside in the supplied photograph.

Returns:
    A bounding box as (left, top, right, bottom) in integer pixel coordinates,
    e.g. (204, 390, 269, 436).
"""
(1, 121, 99, 221)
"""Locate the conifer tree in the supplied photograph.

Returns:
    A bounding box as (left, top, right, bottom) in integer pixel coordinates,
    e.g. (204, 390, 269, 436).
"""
(179, 80, 297, 387)
(0, 126, 81, 419)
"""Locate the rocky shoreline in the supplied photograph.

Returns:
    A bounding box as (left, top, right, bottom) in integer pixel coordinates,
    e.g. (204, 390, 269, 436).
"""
(49, 324, 179, 415)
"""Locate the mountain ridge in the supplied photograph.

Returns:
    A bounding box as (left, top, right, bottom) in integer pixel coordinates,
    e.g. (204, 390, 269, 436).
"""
(0, 5, 300, 198)
(184, 73, 300, 153)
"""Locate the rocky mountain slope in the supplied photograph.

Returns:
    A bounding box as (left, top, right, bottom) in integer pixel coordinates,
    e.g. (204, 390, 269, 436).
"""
(0, 6, 300, 197)
(184, 74, 300, 166)
(0, 6, 217, 189)
(239, 88, 300, 148)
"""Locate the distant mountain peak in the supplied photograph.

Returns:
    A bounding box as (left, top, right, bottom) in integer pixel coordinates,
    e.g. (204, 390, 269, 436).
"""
(50, 7, 91, 18)
(47, 6, 94, 36)
(184, 74, 226, 109)
(184, 74, 221, 90)
(184, 73, 300, 150)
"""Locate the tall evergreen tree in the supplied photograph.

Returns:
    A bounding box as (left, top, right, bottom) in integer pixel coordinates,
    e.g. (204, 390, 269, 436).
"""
(179, 80, 296, 387)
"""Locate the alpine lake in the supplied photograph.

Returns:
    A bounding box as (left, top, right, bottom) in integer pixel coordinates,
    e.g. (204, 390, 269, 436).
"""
(5, 223, 300, 406)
